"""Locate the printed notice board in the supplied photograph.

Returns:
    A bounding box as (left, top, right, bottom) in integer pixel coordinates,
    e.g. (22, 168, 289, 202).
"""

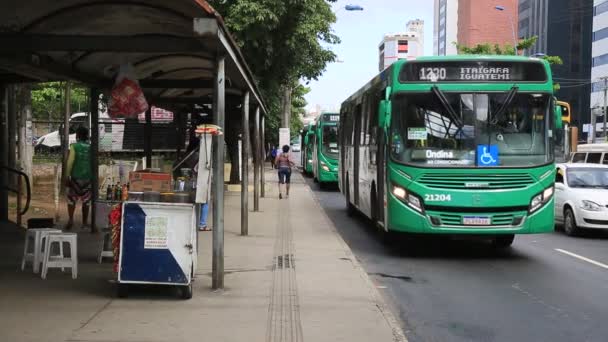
(144, 216, 169, 249)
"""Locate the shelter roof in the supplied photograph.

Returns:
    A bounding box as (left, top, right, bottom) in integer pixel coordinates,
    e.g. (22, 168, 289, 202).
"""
(0, 0, 265, 111)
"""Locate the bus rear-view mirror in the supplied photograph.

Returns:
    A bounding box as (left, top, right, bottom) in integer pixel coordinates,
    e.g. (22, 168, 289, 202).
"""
(555, 105, 563, 130)
(378, 100, 391, 128)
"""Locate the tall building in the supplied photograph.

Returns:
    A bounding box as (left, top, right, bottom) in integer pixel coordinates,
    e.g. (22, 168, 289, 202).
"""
(379, 20, 424, 71)
(434, 0, 518, 55)
(434, 0, 459, 55)
(519, 0, 593, 126)
(591, 1, 608, 113)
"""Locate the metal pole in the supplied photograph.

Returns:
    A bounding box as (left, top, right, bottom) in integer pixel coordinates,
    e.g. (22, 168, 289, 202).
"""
(593, 77, 608, 142)
(0, 85, 8, 221)
(241, 92, 250, 236)
(253, 106, 260, 211)
(145, 107, 152, 168)
(260, 115, 266, 198)
(90, 88, 99, 232)
(7, 86, 16, 174)
(212, 56, 226, 290)
(62, 82, 71, 193)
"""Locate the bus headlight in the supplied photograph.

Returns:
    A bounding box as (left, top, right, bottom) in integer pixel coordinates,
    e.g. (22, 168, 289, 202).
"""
(529, 186, 554, 213)
(320, 161, 330, 172)
(392, 184, 424, 213)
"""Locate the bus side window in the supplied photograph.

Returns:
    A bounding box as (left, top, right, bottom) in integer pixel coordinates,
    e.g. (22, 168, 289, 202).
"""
(603, 153, 608, 165)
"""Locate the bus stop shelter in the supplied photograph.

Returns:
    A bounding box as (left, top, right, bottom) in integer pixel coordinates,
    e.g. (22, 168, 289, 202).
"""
(0, 0, 267, 289)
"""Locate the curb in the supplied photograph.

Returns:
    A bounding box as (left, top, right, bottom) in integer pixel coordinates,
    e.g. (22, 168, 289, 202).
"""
(304, 182, 408, 342)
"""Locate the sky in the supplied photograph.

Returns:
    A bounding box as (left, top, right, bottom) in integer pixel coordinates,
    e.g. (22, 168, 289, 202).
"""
(304, 0, 434, 112)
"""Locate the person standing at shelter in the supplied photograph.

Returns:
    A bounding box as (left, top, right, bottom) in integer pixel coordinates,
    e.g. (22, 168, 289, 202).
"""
(275, 145, 295, 199)
(65, 126, 94, 232)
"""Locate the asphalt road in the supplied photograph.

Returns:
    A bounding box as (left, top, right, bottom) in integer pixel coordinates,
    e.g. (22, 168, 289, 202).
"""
(302, 173, 608, 342)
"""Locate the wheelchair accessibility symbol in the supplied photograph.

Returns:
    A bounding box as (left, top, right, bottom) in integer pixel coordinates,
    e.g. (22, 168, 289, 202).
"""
(477, 145, 499, 166)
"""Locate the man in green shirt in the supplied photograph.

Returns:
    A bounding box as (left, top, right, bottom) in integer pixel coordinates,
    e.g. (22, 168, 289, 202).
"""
(65, 126, 94, 232)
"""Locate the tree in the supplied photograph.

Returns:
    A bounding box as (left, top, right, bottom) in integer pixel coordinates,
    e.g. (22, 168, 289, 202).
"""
(456, 36, 563, 91)
(31, 82, 89, 121)
(208, 0, 339, 180)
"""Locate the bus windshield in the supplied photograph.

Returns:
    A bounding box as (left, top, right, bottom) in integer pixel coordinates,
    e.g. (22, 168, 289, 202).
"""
(322, 125, 339, 158)
(390, 91, 552, 167)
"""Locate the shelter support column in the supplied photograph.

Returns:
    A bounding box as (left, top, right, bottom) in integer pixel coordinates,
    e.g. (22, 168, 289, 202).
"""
(241, 92, 250, 236)
(253, 106, 260, 212)
(260, 115, 265, 198)
(144, 107, 152, 168)
(7, 86, 16, 174)
(212, 56, 226, 290)
(90, 88, 99, 231)
(61, 82, 71, 192)
(0, 85, 8, 221)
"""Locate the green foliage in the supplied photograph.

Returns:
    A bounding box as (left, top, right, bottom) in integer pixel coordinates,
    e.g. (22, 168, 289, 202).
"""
(263, 82, 310, 145)
(290, 83, 310, 138)
(456, 36, 539, 55)
(208, 0, 339, 141)
(31, 82, 88, 121)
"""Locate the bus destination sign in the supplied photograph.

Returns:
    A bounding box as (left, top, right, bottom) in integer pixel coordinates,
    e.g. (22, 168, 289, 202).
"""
(323, 114, 339, 122)
(399, 61, 547, 83)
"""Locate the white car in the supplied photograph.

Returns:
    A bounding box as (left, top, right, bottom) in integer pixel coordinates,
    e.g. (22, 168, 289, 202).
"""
(291, 143, 301, 152)
(554, 163, 608, 236)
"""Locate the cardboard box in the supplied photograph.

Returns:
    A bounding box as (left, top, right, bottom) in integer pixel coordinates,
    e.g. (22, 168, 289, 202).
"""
(129, 171, 172, 192)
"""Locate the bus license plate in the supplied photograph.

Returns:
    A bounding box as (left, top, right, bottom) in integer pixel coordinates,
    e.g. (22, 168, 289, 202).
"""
(463, 216, 491, 226)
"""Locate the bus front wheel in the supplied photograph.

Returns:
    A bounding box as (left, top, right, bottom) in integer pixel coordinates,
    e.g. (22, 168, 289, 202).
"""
(491, 234, 515, 248)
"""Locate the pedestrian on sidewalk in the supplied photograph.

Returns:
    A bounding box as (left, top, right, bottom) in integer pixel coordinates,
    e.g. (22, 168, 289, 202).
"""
(275, 145, 295, 199)
(270, 146, 278, 169)
(65, 126, 94, 232)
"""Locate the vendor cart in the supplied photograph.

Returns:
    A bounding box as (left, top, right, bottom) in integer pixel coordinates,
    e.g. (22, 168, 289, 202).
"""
(117, 201, 197, 299)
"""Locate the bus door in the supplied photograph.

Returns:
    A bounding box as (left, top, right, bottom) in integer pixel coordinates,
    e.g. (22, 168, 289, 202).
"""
(371, 93, 385, 225)
(353, 103, 362, 205)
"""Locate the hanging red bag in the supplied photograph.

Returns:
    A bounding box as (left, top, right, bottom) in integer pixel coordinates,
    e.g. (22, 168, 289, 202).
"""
(108, 64, 149, 118)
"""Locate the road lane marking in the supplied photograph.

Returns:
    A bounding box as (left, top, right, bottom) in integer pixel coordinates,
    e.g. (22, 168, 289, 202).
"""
(555, 248, 608, 270)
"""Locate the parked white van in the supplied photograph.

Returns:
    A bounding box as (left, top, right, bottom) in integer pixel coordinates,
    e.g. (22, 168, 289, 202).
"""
(569, 143, 608, 164)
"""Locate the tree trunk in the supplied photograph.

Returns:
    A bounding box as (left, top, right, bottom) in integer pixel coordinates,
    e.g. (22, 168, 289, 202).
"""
(225, 108, 242, 184)
(281, 85, 292, 129)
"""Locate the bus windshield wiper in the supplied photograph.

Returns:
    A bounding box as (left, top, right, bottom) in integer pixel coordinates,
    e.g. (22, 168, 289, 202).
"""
(431, 86, 464, 129)
(490, 86, 519, 126)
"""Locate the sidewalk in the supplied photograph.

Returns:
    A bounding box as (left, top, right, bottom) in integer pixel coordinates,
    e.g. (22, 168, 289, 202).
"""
(0, 167, 405, 342)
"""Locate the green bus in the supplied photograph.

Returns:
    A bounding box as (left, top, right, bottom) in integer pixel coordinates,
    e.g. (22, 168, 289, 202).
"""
(312, 113, 340, 185)
(301, 122, 316, 174)
(339, 55, 563, 247)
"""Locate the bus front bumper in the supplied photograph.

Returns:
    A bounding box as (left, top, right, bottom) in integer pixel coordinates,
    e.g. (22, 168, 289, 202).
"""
(387, 194, 554, 235)
(318, 168, 339, 183)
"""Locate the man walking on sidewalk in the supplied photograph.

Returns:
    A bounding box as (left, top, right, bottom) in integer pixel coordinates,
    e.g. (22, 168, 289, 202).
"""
(275, 145, 295, 199)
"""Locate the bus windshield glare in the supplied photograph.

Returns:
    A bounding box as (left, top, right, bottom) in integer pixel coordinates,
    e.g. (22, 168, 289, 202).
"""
(322, 125, 339, 158)
(390, 91, 553, 167)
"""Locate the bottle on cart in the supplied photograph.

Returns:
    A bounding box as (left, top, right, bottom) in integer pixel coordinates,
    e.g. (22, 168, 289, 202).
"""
(121, 183, 128, 201)
(106, 180, 113, 200)
(114, 182, 121, 201)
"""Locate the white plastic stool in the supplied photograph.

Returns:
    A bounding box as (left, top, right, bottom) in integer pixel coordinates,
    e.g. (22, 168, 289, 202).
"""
(98, 228, 114, 264)
(41, 232, 78, 279)
(21, 228, 62, 273)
